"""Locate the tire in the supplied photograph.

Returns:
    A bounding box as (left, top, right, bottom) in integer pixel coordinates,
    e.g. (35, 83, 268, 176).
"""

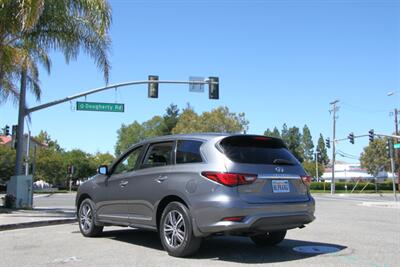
(78, 198, 103, 237)
(159, 202, 202, 257)
(250, 230, 287, 246)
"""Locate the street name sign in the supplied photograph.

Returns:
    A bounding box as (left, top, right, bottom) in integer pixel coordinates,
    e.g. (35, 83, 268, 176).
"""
(394, 143, 400, 149)
(189, 76, 205, 92)
(76, 101, 124, 112)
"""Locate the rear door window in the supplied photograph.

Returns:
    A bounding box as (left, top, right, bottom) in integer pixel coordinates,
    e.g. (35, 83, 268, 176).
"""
(141, 142, 174, 169)
(176, 140, 203, 164)
(219, 136, 298, 165)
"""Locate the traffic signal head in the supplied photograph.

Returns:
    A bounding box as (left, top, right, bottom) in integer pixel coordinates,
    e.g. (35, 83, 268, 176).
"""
(4, 125, 10, 136)
(368, 129, 374, 143)
(348, 132, 354, 144)
(148, 75, 159, 98)
(325, 138, 331, 148)
(208, 77, 219, 100)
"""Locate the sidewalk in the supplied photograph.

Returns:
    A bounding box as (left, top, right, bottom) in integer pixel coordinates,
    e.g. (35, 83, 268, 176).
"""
(0, 207, 77, 231)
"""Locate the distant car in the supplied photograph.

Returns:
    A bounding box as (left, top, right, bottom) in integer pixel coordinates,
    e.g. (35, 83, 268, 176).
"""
(76, 134, 315, 257)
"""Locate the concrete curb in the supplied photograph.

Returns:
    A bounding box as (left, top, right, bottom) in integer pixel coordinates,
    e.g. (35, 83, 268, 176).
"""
(0, 217, 77, 231)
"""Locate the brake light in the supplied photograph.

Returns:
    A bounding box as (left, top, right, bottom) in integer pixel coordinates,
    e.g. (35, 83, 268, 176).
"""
(201, 172, 257, 186)
(301, 175, 312, 187)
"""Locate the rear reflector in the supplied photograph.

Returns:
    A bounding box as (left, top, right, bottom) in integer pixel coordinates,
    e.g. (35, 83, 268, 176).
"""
(221, 216, 244, 222)
(201, 172, 257, 187)
(301, 175, 312, 186)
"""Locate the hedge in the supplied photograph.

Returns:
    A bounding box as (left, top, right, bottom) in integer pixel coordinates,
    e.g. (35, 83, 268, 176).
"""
(310, 181, 397, 191)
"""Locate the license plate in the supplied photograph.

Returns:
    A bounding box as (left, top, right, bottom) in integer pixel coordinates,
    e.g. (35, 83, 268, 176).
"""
(272, 180, 290, 193)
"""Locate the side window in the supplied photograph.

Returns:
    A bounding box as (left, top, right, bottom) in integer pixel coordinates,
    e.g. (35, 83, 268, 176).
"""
(113, 146, 143, 175)
(176, 140, 203, 164)
(142, 142, 174, 169)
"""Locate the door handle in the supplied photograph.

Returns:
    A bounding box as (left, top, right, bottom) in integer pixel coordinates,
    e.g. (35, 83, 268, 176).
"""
(120, 180, 128, 187)
(155, 175, 168, 183)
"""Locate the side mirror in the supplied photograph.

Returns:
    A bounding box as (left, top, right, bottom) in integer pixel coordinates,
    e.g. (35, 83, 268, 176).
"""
(98, 165, 109, 175)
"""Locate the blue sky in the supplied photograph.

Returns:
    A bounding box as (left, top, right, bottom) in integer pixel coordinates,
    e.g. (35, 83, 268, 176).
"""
(1, 0, 399, 163)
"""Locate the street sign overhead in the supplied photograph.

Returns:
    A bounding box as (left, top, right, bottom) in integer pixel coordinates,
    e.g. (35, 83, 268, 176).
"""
(76, 101, 124, 112)
(189, 76, 205, 92)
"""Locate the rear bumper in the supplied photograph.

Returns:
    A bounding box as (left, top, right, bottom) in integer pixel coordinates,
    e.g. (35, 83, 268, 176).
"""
(191, 196, 315, 236)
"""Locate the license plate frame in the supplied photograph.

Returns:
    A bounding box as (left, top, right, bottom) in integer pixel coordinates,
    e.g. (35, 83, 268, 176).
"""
(272, 180, 290, 193)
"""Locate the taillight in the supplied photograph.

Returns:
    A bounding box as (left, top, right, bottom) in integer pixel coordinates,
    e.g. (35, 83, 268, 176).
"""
(301, 175, 312, 187)
(201, 172, 257, 187)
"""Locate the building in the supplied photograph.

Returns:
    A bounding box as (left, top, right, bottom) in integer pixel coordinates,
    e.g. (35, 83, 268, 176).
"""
(321, 161, 396, 182)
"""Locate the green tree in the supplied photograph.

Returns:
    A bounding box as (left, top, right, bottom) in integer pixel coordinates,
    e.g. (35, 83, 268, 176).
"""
(114, 116, 165, 156)
(115, 121, 145, 156)
(161, 103, 180, 135)
(171, 105, 202, 134)
(317, 134, 329, 165)
(0, 145, 15, 181)
(286, 126, 304, 162)
(302, 161, 325, 179)
(0, 0, 112, 103)
(302, 125, 314, 161)
(264, 127, 281, 138)
(63, 149, 96, 180)
(172, 106, 247, 134)
(35, 146, 64, 185)
(264, 128, 273, 136)
(35, 130, 62, 151)
(360, 138, 390, 175)
(272, 127, 281, 138)
(281, 123, 289, 144)
(92, 152, 115, 167)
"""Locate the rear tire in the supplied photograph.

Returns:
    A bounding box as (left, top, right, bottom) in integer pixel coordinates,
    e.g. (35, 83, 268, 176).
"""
(159, 202, 202, 257)
(78, 198, 103, 237)
(250, 230, 287, 246)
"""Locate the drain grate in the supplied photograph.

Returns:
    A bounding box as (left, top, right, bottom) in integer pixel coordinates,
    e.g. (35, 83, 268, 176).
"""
(293, 245, 341, 254)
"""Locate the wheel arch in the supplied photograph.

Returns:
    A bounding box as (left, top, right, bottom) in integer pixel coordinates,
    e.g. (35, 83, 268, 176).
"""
(76, 193, 92, 212)
(155, 195, 188, 231)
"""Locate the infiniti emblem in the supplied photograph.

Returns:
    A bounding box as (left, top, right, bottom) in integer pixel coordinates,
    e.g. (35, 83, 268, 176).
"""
(275, 167, 285, 173)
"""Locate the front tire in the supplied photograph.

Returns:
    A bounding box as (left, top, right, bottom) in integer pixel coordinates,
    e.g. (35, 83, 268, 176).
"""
(78, 198, 103, 237)
(159, 202, 202, 257)
(250, 230, 287, 246)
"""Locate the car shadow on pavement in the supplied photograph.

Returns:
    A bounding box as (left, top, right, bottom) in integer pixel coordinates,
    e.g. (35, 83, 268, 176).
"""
(93, 228, 347, 264)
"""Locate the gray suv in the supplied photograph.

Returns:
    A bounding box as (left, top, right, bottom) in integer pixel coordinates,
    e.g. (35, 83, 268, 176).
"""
(76, 133, 315, 257)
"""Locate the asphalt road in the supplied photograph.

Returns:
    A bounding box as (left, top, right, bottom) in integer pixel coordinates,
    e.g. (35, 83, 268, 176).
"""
(1, 194, 399, 267)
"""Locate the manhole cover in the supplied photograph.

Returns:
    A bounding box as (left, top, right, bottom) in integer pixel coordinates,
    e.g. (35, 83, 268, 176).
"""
(293, 246, 341, 254)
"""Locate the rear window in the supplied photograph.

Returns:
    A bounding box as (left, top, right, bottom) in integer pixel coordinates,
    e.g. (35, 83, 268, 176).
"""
(219, 136, 298, 165)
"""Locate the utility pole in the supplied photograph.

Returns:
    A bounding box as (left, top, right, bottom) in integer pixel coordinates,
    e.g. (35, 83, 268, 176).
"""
(315, 150, 320, 182)
(394, 108, 399, 193)
(330, 100, 339, 194)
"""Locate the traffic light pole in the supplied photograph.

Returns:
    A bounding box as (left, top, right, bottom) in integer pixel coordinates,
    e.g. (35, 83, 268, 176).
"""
(12, 77, 219, 208)
(26, 79, 217, 114)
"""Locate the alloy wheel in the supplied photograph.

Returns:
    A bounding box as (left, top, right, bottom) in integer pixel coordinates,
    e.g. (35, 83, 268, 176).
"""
(79, 202, 93, 233)
(163, 210, 186, 248)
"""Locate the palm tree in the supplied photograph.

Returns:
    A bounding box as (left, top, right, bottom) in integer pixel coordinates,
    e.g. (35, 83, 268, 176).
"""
(0, 0, 111, 102)
(0, 0, 112, 174)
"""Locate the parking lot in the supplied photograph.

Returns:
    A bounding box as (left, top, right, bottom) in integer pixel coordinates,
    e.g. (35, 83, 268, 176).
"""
(0, 194, 399, 267)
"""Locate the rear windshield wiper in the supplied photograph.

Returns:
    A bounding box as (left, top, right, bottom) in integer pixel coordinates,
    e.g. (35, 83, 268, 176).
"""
(272, 159, 295, 165)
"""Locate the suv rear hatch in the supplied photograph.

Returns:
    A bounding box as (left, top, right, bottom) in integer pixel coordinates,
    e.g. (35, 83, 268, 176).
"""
(218, 135, 310, 204)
